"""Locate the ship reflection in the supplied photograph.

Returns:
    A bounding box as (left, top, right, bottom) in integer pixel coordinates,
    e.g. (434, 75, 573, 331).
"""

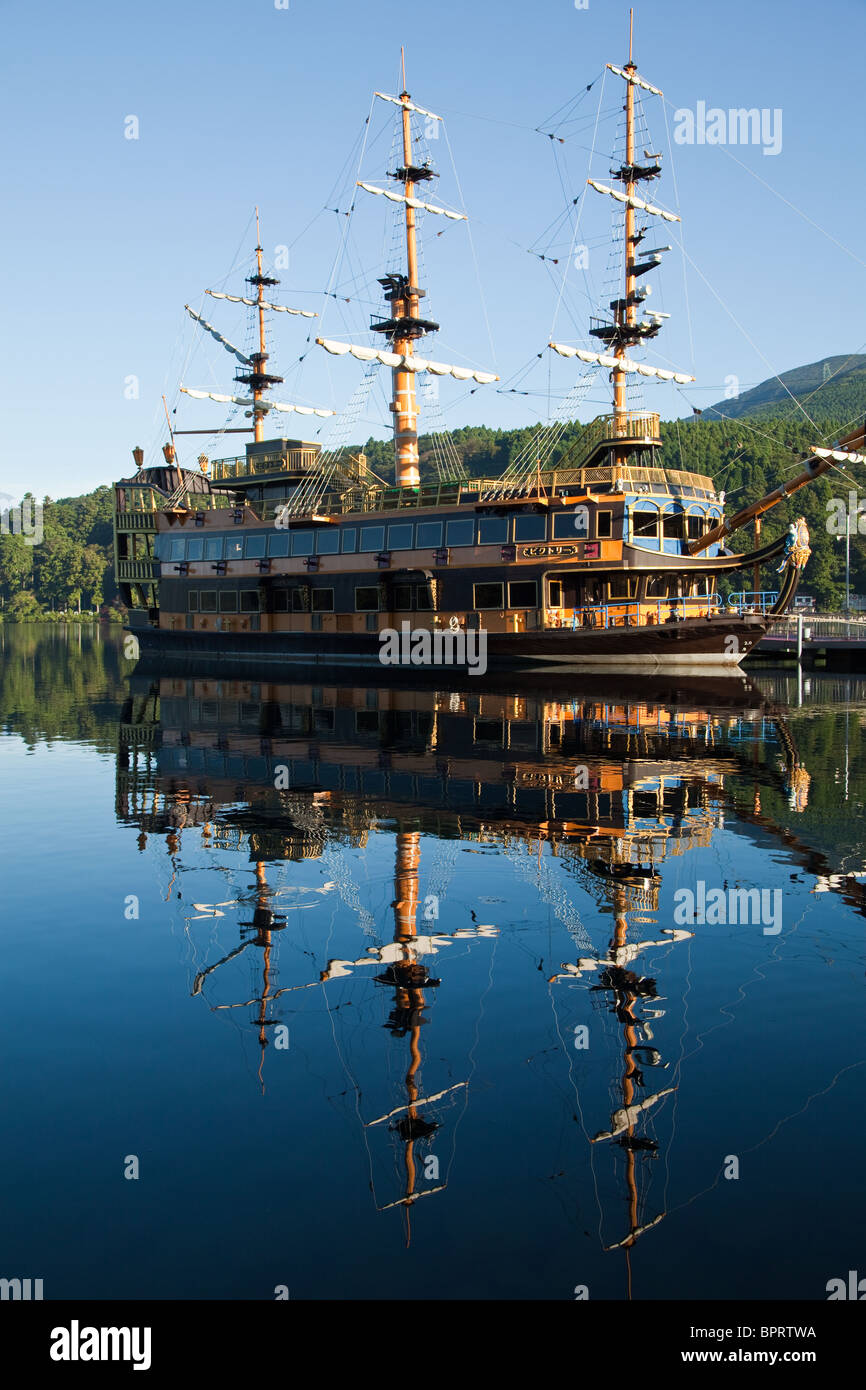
(115, 668, 830, 1267)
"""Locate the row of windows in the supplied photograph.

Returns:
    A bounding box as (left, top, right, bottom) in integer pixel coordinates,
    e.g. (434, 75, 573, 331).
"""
(157, 510, 615, 564)
(631, 511, 719, 542)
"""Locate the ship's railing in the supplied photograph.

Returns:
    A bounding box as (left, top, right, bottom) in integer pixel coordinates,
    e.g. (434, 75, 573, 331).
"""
(727, 590, 780, 615)
(210, 449, 323, 481)
(558, 596, 725, 629)
(117, 559, 159, 582)
(114, 465, 716, 525)
(573, 411, 661, 464)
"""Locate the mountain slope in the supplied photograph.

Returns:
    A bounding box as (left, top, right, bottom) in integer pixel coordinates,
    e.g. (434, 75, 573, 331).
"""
(700, 354, 866, 424)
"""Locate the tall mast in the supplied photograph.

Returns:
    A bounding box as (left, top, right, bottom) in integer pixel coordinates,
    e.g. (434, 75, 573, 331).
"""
(614, 12, 637, 427)
(234, 207, 283, 443)
(372, 51, 440, 489)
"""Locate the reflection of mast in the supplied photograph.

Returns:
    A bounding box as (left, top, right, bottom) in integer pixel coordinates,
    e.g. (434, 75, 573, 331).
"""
(378, 830, 440, 1243)
(190, 858, 287, 1091)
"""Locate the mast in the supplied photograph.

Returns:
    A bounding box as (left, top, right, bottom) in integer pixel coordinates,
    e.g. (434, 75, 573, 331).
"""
(234, 207, 284, 443)
(373, 51, 439, 489)
(614, 13, 637, 431)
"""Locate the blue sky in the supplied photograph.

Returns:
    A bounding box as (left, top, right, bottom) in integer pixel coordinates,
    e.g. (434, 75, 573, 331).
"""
(3, 0, 864, 499)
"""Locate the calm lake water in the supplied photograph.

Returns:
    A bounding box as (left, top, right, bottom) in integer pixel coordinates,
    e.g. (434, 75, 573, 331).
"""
(1, 623, 864, 1301)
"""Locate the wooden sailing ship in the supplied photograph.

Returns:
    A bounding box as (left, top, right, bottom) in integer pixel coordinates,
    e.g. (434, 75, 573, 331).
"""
(113, 27, 865, 673)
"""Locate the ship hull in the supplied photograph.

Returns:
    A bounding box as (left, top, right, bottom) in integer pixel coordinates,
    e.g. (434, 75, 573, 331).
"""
(127, 614, 766, 673)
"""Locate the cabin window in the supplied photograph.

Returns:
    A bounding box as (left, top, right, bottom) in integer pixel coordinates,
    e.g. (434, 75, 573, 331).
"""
(355, 586, 380, 612)
(290, 531, 315, 556)
(199, 590, 217, 613)
(553, 512, 586, 539)
(359, 525, 385, 552)
(204, 537, 223, 561)
(546, 581, 562, 608)
(474, 582, 504, 609)
(394, 585, 414, 611)
(312, 588, 334, 612)
(188, 591, 199, 612)
(315, 529, 340, 554)
(168, 538, 186, 561)
(268, 532, 290, 557)
(272, 589, 289, 611)
(186, 537, 204, 561)
(240, 591, 260, 612)
(416, 584, 433, 610)
(686, 514, 706, 540)
(244, 534, 267, 559)
(509, 580, 538, 608)
(219, 590, 238, 613)
(387, 523, 414, 550)
(341, 528, 358, 553)
(645, 576, 673, 598)
(514, 514, 546, 542)
(632, 510, 658, 539)
(607, 578, 637, 599)
(416, 521, 443, 547)
(663, 512, 685, 540)
(291, 590, 308, 612)
(596, 510, 613, 539)
(226, 538, 244, 560)
(446, 519, 475, 547)
(478, 517, 509, 544)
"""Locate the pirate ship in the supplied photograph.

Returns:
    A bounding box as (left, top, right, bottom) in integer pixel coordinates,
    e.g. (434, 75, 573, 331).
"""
(113, 27, 865, 672)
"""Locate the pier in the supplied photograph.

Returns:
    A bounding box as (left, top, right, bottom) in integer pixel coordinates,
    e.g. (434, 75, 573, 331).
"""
(750, 614, 866, 670)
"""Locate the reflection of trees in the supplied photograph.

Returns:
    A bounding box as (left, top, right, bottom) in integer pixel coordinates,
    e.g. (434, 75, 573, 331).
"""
(0, 624, 127, 751)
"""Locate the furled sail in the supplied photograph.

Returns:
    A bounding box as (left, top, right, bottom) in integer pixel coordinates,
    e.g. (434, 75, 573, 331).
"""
(587, 179, 680, 223)
(606, 62, 663, 97)
(180, 386, 334, 417)
(374, 91, 441, 122)
(357, 182, 467, 221)
(813, 445, 866, 465)
(316, 338, 497, 383)
(205, 290, 317, 318)
(185, 306, 252, 365)
(549, 343, 694, 384)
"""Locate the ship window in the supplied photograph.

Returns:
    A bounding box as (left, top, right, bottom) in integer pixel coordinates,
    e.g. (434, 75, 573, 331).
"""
(632, 510, 658, 538)
(416, 584, 432, 610)
(355, 586, 380, 611)
(607, 578, 637, 599)
(416, 521, 443, 547)
(312, 588, 334, 612)
(547, 581, 562, 608)
(268, 533, 290, 557)
(360, 526, 385, 552)
(244, 534, 267, 559)
(199, 590, 217, 613)
(474, 582, 504, 609)
(188, 591, 199, 612)
(316, 529, 340, 554)
(645, 576, 674, 598)
(596, 510, 613, 539)
(204, 537, 223, 560)
(225, 537, 244, 560)
(509, 580, 538, 608)
(663, 512, 684, 540)
(686, 513, 706, 540)
(387, 523, 414, 550)
(168, 538, 186, 561)
(341, 528, 358, 553)
(291, 531, 315, 556)
(478, 517, 508, 544)
(394, 585, 414, 611)
(219, 590, 238, 612)
(514, 514, 546, 542)
(291, 589, 308, 612)
(240, 591, 260, 612)
(272, 589, 289, 611)
(186, 537, 204, 561)
(553, 512, 587, 539)
(446, 518, 475, 547)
